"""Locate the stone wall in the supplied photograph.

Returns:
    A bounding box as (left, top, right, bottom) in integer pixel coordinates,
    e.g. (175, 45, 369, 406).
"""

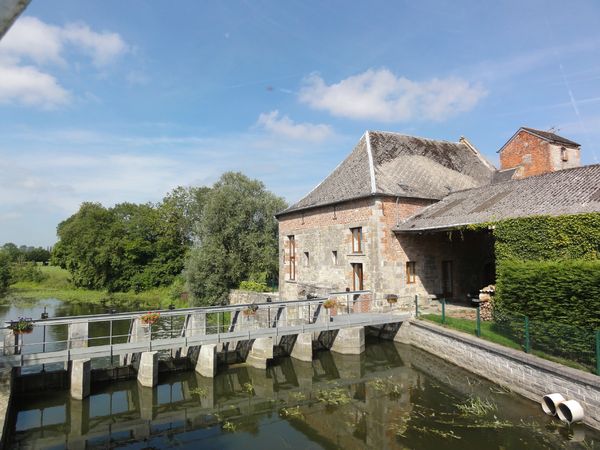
(395, 319, 600, 430)
(228, 290, 279, 305)
(277, 196, 434, 301)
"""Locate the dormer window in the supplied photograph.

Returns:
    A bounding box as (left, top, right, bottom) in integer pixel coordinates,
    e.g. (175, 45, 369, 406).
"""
(561, 147, 568, 162)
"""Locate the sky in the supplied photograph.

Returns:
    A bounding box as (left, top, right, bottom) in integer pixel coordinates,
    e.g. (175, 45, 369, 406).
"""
(1, 0, 600, 246)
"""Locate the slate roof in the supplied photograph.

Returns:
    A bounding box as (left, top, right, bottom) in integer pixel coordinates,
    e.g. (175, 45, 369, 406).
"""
(498, 127, 580, 153)
(394, 164, 600, 232)
(277, 131, 495, 216)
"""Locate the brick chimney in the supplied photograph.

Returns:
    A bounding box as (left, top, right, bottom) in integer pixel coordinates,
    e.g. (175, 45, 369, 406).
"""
(498, 127, 581, 179)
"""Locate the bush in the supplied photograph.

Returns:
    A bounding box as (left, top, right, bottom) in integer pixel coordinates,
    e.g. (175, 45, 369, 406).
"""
(495, 258, 600, 330)
(10, 263, 47, 284)
(238, 280, 269, 292)
(0, 251, 10, 293)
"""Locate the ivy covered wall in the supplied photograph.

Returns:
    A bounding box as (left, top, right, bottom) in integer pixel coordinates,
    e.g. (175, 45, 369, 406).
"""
(491, 213, 600, 329)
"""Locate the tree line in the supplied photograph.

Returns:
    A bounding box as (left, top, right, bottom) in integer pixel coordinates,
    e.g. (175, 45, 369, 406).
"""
(50, 172, 286, 305)
(0, 243, 52, 293)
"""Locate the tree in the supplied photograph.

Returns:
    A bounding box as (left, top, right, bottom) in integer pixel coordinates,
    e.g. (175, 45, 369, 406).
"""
(185, 172, 286, 305)
(52, 201, 190, 292)
(0, 250, 10, 293)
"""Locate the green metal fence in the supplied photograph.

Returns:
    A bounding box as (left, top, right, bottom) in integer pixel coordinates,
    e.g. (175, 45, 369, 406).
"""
(416, 296, 600, 375)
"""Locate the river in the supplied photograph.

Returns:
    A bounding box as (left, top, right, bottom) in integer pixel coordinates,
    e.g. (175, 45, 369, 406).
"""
(2, 297, 599, 449)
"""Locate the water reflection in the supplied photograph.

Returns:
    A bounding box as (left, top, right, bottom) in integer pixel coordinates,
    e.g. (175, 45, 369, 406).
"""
(9, 340, 600, 449)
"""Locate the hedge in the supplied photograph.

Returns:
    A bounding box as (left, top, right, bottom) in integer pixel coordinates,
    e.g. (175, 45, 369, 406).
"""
(495, 258, 600, 330)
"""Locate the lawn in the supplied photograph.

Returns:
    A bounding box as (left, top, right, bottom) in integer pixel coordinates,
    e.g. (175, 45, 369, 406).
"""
(420, 313, 593, 373)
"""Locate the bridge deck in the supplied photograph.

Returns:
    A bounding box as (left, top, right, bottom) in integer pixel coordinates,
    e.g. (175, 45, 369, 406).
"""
(1, 291, 414, 368)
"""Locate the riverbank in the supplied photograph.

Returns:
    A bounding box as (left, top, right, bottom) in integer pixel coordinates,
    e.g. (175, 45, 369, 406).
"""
(4, 266, 188, 310)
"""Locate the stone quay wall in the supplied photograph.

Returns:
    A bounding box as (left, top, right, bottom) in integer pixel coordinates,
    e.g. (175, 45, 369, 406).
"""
(395, 319, 600, 430)
(228, 290, 279, 306)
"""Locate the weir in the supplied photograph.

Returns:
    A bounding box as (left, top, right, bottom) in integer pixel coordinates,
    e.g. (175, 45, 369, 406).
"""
(0, 291, 411, 400)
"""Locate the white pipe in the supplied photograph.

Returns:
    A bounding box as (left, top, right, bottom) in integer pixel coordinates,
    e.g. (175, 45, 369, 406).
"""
(557, 400, 585, 425)
(542, 393, 565, 416)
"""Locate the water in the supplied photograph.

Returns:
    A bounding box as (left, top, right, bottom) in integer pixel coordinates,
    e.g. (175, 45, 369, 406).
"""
(3, 297, 600, 449)
(7, 338, 600, 449)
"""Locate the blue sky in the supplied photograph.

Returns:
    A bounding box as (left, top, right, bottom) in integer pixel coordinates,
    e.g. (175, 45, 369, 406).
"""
(1, 0, 600, 246)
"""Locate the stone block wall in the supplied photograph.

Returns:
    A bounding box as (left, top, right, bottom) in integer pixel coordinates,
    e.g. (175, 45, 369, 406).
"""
(396, 319, 600, 430)
(228, 290, 279, 305)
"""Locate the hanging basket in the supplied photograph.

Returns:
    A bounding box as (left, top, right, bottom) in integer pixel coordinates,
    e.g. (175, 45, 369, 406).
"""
(140, 312, 160, 326)
(9, 318, 34, 335)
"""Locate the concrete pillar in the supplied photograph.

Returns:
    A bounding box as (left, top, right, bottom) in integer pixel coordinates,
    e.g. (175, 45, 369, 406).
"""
(121, 318, 151, 365)
(290, 333, 313, 362)
(70, 358, 91, 400)
(67, 397, 89, 437)
(181, 313, 207, 358)
(195, 344, 217, 378)
(331, 326, 365, 355)
(246, 337, 273, 369)
(2, 329, 15, 355)
(137, 351, 158, 388)
(331, 351, 364, 380)
(136, 383, 155, 421)
(68, 322, 89, 349)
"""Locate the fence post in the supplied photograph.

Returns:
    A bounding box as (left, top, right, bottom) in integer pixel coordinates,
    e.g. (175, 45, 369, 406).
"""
(476, 305, 481, 337)
(414, 295, 419, 318)
(524, 316, 531, 353)
(441, 298, 446, 324)
(596, 330, 600, 376)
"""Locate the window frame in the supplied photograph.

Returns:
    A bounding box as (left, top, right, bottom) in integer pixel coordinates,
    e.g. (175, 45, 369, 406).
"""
(351, 227, 363, 253)
(352, 263, 364, 291)
(406, 261, 416, 284)
(288, 235, 296, 280)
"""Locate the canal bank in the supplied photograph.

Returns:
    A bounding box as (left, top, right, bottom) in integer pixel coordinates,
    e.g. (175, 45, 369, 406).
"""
(395, 319, 600, 430)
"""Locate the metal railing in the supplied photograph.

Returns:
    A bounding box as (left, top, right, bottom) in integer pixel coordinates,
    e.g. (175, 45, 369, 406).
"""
(1, 290, 411, 367)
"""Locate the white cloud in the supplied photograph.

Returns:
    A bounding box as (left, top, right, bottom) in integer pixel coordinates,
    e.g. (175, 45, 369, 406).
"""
(299, 68, 487, 122)
(0, 16, 129, 109)
(0, 62, 70, 108)
(256, 110, 333, 142)
(61, 22, 128, 66)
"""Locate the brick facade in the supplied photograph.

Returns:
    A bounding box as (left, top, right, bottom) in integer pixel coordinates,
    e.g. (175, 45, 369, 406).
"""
(278, 196, 494, 302)
(500, 129, 581, 179)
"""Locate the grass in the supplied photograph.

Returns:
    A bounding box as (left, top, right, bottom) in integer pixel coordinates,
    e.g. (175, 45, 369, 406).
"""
(4, 266, 188, 310)
(420, 313, 592, 373)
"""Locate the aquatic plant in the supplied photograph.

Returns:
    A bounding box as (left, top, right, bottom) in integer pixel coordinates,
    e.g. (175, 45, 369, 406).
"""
(291, 392, 306, 401)
(242, 382, 255, 394)
(190, 387, 208, 398)
(456, 396, 497, 416)
(316, 387, 351, 406)
(280, 406, 304, 419)
(222, 421, 237, 432)
(412, 425, 462, 440)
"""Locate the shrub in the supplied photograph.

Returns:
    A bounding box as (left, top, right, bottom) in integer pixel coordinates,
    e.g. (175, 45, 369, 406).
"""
(238, 280, 269, 292)
(10, 263, 47, 283)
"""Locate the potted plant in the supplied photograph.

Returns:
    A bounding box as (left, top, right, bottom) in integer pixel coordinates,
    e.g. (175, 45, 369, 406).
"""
(386, 294, 398, 305)
(243, 304, 259, 317)
(323, 299, 337, 310)
(9, 317, 34, 335)
(140, 311, 160, 326)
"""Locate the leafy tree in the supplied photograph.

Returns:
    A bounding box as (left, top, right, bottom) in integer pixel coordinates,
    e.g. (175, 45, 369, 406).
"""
(52, 201, 190, 292)
(0, 251, 10, 293)
(2, 243, 21, 262)
(185, 172, 286, 305)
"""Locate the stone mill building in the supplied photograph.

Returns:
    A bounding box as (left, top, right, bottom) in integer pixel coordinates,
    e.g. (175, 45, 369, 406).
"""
(276, 127, 599, 302)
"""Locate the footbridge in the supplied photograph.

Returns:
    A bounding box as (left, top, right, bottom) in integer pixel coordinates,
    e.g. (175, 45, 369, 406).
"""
(1, 291, 414, 400)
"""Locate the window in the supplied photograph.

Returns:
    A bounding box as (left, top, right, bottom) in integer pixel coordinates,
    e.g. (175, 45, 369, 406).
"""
(406, 261, 416, 284)
(304, 251, 310, 267)
(351, 227, 362, 253)
(561, 147, 568, 162)
(332, 250, 338, 265)
(288, 235, 296, 280)
(352, 263, 364, 290)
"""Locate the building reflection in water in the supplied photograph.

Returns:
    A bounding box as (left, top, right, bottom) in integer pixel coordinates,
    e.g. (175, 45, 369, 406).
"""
(9, 340, 600, 449)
